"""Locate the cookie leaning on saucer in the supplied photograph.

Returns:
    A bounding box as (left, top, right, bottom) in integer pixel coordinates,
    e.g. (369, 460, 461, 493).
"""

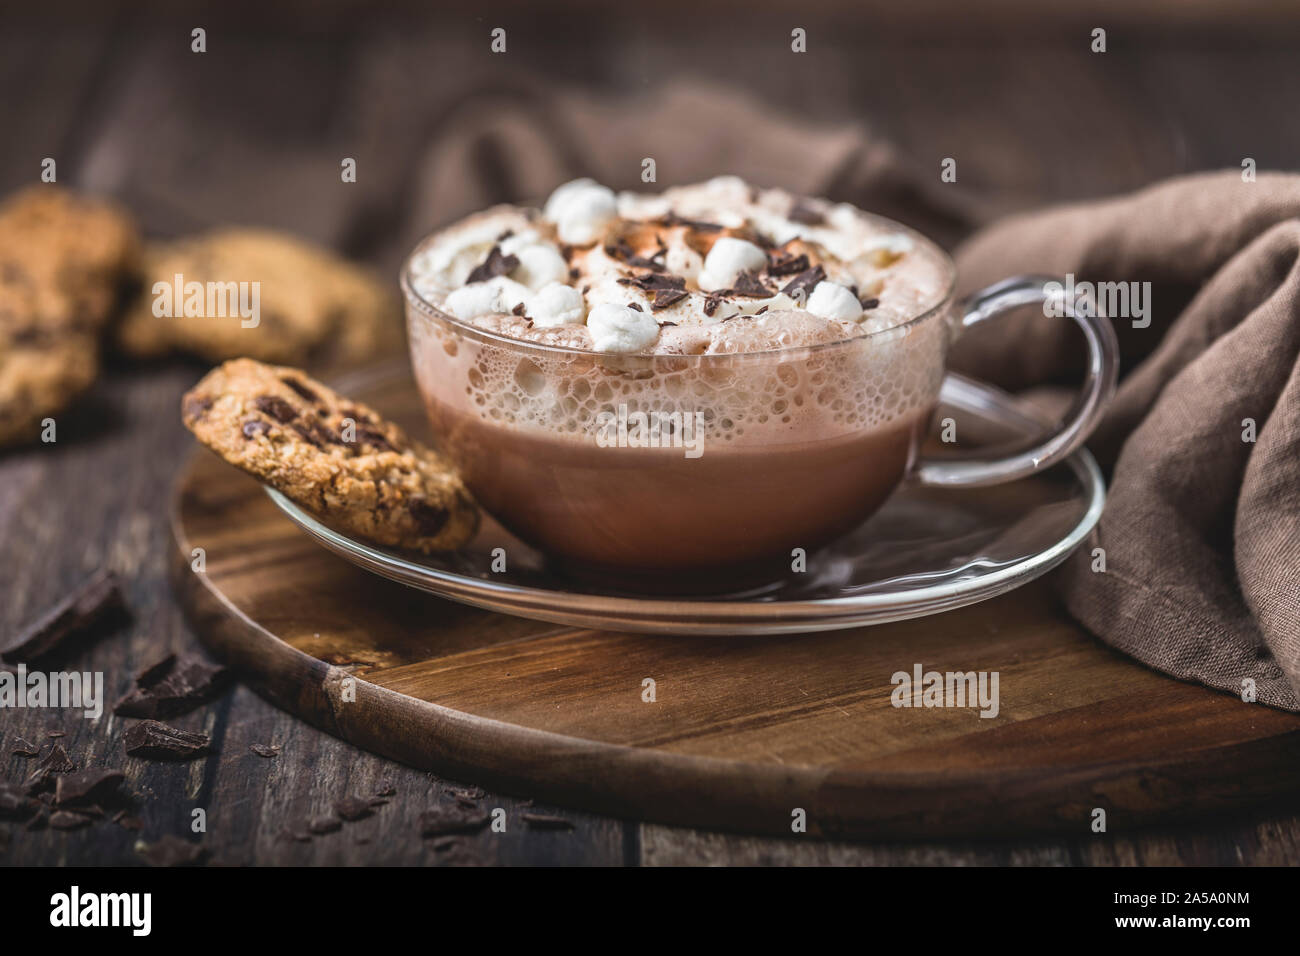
(181, 359, 478, 552)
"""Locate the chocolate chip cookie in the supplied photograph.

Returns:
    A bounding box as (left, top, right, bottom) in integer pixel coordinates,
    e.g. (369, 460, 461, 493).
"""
(118, 229, 402, 365)
(0, 187, 139, 447)
(182, 358, 478, 552)
(0, 185, 141, 332)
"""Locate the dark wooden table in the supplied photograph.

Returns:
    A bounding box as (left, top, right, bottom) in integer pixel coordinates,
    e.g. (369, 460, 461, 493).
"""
(4, 4, 1300, 865)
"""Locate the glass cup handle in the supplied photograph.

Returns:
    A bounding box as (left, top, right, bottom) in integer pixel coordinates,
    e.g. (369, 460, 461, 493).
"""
(911, 275, 1119, 488)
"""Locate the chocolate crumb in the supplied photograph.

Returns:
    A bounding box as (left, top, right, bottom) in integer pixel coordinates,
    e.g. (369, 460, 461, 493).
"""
(374, 781, 397, 797)
(308, 815, 342, 835)
(627, 302, 643, 312)
(54, 769, 124, 807)
(250, 743, 280, 758)
(124, 720, 210, 760)
(335, 797, 375, 822)
(420, 804, 490, 838)
(860, 297, 881, 310)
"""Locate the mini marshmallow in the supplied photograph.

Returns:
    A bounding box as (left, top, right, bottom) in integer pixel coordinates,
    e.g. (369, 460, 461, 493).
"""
(509, 242, 569, 290)
(586, 302, 660, 353)
(543, 179, 616, 245)
(697, 237, 768, 292)
(806, 281, 864, 321)
(530, 282, 586, 327)
(443, 276, 530, 320)
(665, 243, 703, 282)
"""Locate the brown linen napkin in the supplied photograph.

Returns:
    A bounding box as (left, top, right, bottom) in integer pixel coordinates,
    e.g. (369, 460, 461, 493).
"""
(954, 171, 1300, 711)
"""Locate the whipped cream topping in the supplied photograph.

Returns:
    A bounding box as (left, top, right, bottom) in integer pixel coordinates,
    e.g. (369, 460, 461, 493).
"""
(407, 177, 951, 354)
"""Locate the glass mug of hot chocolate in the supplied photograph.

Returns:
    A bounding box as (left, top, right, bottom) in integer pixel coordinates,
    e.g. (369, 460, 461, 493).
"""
(403, 177, 1117, 590)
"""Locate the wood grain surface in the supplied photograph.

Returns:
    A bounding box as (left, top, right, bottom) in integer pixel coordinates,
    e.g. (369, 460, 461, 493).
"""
(4, 6, 1300, 863)
(167, 373, 1300, 840)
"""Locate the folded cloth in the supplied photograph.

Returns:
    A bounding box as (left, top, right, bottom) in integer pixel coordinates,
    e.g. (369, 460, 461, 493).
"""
(954, 172, 1300, 711)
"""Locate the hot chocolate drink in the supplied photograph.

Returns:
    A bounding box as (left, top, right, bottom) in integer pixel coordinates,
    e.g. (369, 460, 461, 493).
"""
(404, 178, 957, 587)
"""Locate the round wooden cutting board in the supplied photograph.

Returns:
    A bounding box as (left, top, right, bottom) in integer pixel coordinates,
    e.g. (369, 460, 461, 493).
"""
(170, 373, 1300, 840)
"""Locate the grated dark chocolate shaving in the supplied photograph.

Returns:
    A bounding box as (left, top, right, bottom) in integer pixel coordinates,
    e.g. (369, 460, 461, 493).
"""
(766, 252, 810, 277)
(780, 264, 826, 301)
(652, 288, 688, 310)
(465, 245, 519, 284)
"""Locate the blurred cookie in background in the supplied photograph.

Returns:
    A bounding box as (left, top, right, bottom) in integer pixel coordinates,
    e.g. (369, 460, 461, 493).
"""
(116, 228, 403, 366)
(0, 187, 141, 447)
(0, 186, 141, 332)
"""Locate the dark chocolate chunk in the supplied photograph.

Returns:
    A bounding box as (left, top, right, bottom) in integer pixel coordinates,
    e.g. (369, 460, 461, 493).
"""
(335, 796, 375, 822)
(242, 419, 271, 439)
(466, 245, 519, 284)
(860, 296, 881, 310)
(124, 720, 210, 760)
(652, 288, 688, 310)
(280, 377, 320, 403)
(54, 769, 124, 807)
(703, 293, 723, 317)
(24, 742, 76, 792)
(49, 810, 93, 831)
(1, 569, 128, 664)
(420, 804, 490, 838)
(136, 835, 206, 867)
(114, 654, 232, 720)
(409, 499, 450, 537)
(511, 302, 527, 316)
(308, 816, 342, 835)
(627, 302, 643, 312)
(254, 394, 298, 423)
(249, 743, 280, 758)
(12, 737, 40, 757)
(520, 812, 576, 831)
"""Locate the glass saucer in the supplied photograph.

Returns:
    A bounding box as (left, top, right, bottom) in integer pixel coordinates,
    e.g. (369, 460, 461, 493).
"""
(265, 367, 1103, 635)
